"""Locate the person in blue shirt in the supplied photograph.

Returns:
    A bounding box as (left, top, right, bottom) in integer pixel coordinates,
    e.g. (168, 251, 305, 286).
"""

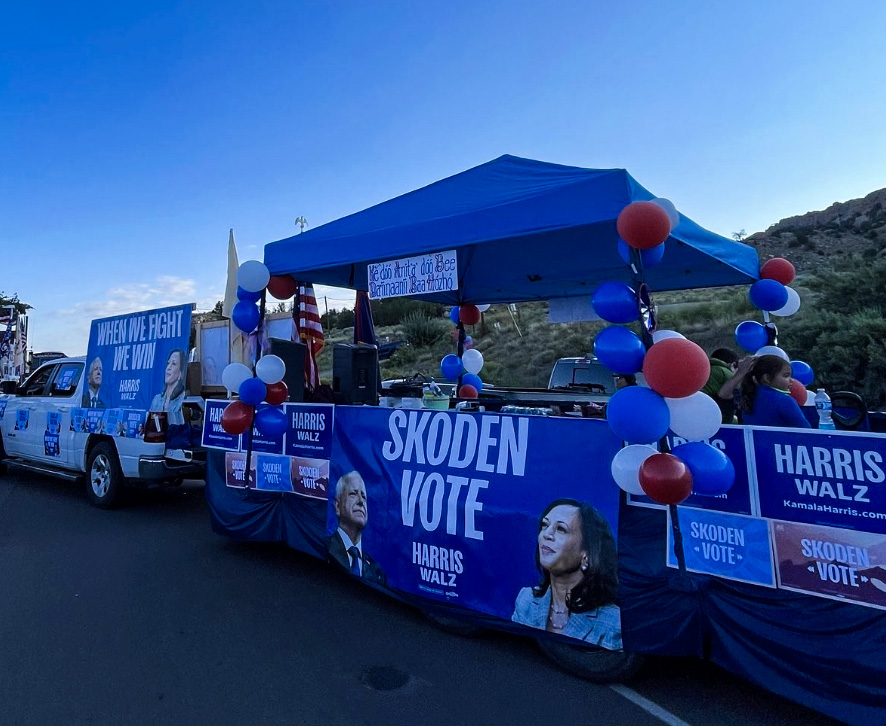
(739, 355, 811, 429)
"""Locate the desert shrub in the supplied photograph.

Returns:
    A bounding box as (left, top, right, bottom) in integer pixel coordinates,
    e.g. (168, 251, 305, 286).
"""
(400, 311, 450, 348)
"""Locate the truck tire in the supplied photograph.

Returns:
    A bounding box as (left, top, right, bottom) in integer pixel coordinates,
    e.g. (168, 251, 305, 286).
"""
(537, 639, 643, 683)
(423, 610, 486, 637)
(85, 442, 124, 509)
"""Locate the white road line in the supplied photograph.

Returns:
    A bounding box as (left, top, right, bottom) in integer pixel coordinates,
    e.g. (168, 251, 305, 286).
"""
(609, 684, 694, 726)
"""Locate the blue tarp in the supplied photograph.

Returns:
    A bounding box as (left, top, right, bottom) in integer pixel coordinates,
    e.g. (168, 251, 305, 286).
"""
(264, 155, 759, 302)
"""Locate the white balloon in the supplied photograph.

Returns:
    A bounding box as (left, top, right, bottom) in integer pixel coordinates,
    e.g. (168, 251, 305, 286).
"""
(611, 444, 659, 495)
(476, 304, 491, 312)
(771, 286, 801, 317)
(651, 198, 680, 231)
(221, 362, 253, 393)
(755, 345, 790, 361)
(666, 392, 723, 441)
(237, 260, 270, 293)
(652, 329, 685, 343)
(462, 348, 484, 374)
(255, 354, 286, 384)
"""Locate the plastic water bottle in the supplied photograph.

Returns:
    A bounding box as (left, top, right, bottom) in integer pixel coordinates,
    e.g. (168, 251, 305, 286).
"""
(815, 389, 835, 430)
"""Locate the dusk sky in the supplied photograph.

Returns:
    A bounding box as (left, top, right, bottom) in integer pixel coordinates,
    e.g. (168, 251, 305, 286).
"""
(3, 1, 885, 354)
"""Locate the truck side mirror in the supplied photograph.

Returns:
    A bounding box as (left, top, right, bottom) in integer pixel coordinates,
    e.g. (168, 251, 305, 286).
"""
(0, 380, 18, 394)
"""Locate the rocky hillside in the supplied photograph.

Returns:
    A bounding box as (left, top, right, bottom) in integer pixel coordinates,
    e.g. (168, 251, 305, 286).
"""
(744, 188, 886, 274)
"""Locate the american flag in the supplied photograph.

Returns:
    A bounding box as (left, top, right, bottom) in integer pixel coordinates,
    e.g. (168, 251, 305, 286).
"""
(293, 283, 324, 391)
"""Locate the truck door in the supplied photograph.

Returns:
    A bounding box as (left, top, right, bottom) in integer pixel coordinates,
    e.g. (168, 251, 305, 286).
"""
(46, 361, 85, 467)
(1, 364, 57, 461)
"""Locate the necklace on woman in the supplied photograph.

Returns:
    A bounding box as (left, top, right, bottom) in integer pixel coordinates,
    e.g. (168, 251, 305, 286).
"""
(549, 603, 569, 630)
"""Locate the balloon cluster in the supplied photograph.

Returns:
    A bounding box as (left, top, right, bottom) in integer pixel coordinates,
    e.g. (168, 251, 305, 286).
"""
(442, 304, 490, 396)
(598, 201, 736, 505)
(735, 257, 813, 405)
(221, 260, 294, 437)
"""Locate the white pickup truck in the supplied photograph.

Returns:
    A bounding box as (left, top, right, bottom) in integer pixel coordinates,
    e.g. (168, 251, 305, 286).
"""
(0, 357, 205, 508)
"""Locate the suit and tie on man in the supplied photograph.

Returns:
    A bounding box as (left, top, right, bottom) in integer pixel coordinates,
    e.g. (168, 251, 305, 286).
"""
(327, 471, 386, 585)
(81, 357, 106, 408)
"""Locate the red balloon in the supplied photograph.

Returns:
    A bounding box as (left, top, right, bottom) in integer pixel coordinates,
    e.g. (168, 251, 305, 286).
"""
(460, 304, 481, 326)
(760, 258, 796, 286)
(459, 384, 479, 398)
(789, 378, 808, 407)
(642, 338, 711, 398)
(265, 381, 289, 406)
(617, 201, 672, 250)
(639, 453, 693, 505)
(267, 275, 297, 300)
(221, 400, 254, 435)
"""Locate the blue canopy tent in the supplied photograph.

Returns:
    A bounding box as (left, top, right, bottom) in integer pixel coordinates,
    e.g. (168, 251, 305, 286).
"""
(264, 154, 759, 299)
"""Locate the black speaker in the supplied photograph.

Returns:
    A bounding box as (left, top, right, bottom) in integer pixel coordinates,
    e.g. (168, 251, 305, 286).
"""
(268, 338, 306, 403)
(333, 343, 379, 404)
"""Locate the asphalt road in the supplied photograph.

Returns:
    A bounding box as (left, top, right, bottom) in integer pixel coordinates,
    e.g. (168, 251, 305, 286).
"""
(0, 470, 843, 726)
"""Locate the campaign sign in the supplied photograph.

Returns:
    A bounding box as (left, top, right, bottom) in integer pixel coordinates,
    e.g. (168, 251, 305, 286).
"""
(85, 408, 105, 434)
(103, 408, 123, 436)
(255, 454, 293, 492)
(367, 249, 458, 300)
(754, 428, 886, 534)
(15, 409, 28, 431)
(124, 410, 146, 438)
(284, 403, 334, 459)
(202, 400, 241, 451)
(243, 404, 284, 455)
(70, 407, 86, 432)
(666, 507, 776, 587)
(224, 451, 256, 489)
(290, 457, 329, 500)
(773, 520, 886, 610)
(84, 303, 192, 413)
(44, 411, 62, 457)
(327, 408, 625, 649)
(55, 363, 80, 392)
(628, 427, 753, 515)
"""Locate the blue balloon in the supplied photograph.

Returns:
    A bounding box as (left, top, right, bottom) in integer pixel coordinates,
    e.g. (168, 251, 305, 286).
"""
(672, 441, 735, 496)
(593, 326, 646, 374)
(617, 239, 665, 268)
(449, 307, 460, 324)
(749, 279, 788, 311)
(254, 405, 287, 438)
(462, 373, 483, 391)
(237, 286, 262, 303)
(606, 387, 670, 444)
(238, 377, 267, 406)
(791, 360, 814, 386)
(232, 300, 260, 333)
(592, 281, 638, 324)
(734, 320, 768, 353)
(440, 354, 463, 381)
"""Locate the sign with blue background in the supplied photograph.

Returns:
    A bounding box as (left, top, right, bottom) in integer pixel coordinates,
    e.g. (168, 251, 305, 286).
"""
(667, 507, 776, 587)
(44, 411, 62, 457)
(202, 400, 241, 450)
(285, 403, 334, 459)
(754, 428, 886, 535)
(84, 303, 192, 413)
(327, 408, 624, 647)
